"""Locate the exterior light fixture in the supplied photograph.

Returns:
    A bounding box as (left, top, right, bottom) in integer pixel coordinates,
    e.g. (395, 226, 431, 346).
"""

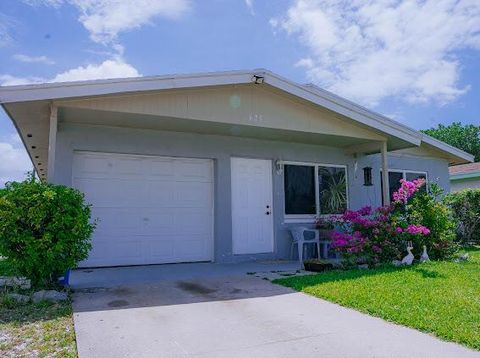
(363, 167, 373, 186)
(252, 74, 265, 84)
(275, 160, 284, 175)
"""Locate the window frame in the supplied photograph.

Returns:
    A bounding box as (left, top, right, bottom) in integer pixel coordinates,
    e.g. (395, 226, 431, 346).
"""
(283, 161, 349, 223)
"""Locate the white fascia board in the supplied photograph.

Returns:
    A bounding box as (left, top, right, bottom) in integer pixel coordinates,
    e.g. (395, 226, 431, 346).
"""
(422, 134, 474, 163)
(0, 69, 254, 103)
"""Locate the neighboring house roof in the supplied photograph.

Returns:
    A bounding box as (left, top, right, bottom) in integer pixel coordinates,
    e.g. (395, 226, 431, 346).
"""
(0, 69, 474, 177)
(449, 162, 480, 181)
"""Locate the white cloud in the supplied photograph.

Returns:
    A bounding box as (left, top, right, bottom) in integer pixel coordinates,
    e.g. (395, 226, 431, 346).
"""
(23, 0, 63, 7)
(295, 57, 314, 69)
(0, 74, 46, 86)
(272, 0, 480, 106)
(52, 58, 140, 82)
(0, 13, 17, 47)
(1, 58, 140, 86)
(28, 0, 191, 44)
(245, 0, 255, 15)
(13, 54, 55, 65)
(0, 134, 32, 187)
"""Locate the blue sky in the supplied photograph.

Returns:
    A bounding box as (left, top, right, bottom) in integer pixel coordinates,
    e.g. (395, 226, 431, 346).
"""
(0, 0, 479, 184)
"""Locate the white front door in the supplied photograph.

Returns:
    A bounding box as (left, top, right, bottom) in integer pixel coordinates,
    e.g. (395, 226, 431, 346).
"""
(231, 158, 274, 254)
(73, 152, 214, 267)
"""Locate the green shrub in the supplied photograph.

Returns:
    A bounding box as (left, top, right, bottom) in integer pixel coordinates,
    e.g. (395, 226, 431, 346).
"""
(0, 177, 95, 288)
(408, 183, 458, 259)
(444, 189, 480, 245)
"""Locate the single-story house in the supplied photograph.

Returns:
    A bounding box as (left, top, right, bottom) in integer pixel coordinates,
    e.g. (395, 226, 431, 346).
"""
(0, 69, 474, 267)
(449, 162, 480, 192)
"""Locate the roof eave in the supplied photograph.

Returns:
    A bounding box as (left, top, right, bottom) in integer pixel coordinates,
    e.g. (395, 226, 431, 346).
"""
(261, 71, 422, 147)
(2, 69, 472, 162)
(422, 134, 475, 164)
(0, 69, 256, 104)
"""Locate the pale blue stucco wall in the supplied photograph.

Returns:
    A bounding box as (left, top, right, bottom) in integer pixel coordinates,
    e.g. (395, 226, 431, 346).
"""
(54, 122, 450, 264)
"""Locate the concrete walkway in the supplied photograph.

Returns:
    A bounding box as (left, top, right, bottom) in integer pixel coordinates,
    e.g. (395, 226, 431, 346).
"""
(71, 263, 479, 358)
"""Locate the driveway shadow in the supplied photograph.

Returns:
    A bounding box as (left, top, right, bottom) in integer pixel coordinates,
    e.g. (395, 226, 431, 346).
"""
(71, 260, 451, 313)
(72, 275, 296, 313)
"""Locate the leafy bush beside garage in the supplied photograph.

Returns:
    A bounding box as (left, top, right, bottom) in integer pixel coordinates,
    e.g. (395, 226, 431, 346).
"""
(0, 176, 95, 288)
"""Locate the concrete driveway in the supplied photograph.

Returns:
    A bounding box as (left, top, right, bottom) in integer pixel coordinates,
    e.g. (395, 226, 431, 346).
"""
(71, 262, 479, 358)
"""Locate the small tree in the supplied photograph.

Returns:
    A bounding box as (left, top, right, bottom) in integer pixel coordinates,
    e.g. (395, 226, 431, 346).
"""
(0, 176, 95, 287)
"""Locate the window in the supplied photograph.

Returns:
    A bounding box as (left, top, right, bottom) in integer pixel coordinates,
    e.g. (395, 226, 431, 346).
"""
(380, 170, 427, 204)
(284, 163, 348, 220)
(284, 165, 316, 215)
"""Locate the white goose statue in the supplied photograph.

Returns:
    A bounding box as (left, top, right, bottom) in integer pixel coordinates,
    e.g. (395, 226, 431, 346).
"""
(401, 242, 414, 266)
(420, 245, 430, 263)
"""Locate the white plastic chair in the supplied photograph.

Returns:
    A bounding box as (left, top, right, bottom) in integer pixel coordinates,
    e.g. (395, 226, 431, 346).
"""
(289, 227, 321, 265)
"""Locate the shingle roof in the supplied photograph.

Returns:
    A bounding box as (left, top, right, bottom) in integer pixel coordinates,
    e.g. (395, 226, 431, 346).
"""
(449, 162, 480, 175)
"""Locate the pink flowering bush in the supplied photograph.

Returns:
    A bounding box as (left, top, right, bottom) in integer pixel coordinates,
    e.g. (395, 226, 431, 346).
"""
(392, 178, 425, 204)
(327, 206, 401, 266)
(325, 179, 456, 267)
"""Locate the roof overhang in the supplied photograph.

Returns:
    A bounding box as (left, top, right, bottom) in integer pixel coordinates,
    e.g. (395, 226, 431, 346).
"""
(421, 134, 475, 165)
(0, 69, 422, 145)
(0, 69, 474, 179)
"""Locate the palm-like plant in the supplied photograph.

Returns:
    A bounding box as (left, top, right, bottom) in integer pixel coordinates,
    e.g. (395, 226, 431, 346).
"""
(319, 169, 347, 214)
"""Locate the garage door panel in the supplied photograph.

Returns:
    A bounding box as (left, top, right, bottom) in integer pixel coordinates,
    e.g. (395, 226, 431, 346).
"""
(174, 160, 212, 181)
(174, 210, 212, 234)
(148, 158, 175, 177)
(87, 239, 144, 266)
(175, 236, 210, 258)
(174, 182, 212, 207)
(73, 154, 112, 178)
(92, 208, 142, 236)
(146, 181, 175, 206)
(75, 178, 147, 207)
(146, 239, 176, 262)
(142, 210, 175, 234)
(74, 152, 214, 267)
(111, 157, 144, 177)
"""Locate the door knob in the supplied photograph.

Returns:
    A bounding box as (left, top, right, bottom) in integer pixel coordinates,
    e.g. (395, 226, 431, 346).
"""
(266, 211, 271, 215)
(266, 205, 270, 208)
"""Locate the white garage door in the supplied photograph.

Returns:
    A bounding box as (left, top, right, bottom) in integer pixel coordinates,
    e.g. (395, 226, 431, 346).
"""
(73, 152, 214, 267)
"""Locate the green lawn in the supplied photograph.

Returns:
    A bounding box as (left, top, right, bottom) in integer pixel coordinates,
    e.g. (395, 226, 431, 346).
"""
(274, 248, 480, 350)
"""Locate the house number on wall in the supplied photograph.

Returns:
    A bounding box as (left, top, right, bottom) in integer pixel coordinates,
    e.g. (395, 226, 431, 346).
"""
(249, 114, 263, 122)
